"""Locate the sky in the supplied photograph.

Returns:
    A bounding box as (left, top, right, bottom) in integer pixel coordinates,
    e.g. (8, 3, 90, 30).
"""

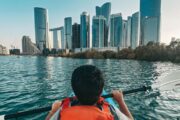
(0, 0, 180, 50)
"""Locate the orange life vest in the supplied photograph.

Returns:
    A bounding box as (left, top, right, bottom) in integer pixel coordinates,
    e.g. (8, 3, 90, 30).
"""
(59, 97, 114, 120)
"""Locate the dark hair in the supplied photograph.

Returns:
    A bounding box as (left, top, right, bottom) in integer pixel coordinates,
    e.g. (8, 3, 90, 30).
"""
(71, 65, 104, 105)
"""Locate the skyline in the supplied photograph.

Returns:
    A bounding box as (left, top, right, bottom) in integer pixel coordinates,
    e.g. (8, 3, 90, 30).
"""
(0, 0, 180, 50)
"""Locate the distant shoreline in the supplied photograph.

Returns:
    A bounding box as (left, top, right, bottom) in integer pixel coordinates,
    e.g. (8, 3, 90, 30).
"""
(2, 52, 180, 63)
(3, 41, 180, 63)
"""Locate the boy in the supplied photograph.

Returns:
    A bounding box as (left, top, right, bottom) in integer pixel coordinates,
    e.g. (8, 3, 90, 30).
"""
(46, 65, 133, 120)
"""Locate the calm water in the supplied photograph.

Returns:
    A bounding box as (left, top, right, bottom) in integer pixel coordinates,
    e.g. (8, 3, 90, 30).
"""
(0, 56, 180, 120)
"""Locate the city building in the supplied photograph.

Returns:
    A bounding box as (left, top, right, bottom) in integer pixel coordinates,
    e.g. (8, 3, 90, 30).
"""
(72, 23, 80, 49)
(80, 12, 90, 48)
(96, 2, 111, 47)
(9, 49, 20, 55)
(64, 17, 72, 49)
(140, 0, 161, 45)
(22, 36, 41, 55)
(131, 12, 140, 49)
(50, 27, 64, 49)
(127, 16, 132, 48)
(0, 44, 7, 55)
(48, 30, 53, 50)
(59, 27, 65, 49)
(122, 20, 128, 48)
(34, 7, 50, 51)
(92, 16, 106, 48)
(110, 13, 123, 47)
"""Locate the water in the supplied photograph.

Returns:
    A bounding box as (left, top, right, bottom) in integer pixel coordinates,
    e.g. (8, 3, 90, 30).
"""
(0, 56, 180, 120)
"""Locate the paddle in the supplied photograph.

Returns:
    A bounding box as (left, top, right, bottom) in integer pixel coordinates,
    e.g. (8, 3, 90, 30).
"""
(1, 86, 151, 120)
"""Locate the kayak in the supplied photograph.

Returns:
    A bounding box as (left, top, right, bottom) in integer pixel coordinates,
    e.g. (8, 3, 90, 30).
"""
(102, 90, 116, 107)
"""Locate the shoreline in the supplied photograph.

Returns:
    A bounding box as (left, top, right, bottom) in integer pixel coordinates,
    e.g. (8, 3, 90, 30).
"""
(2, 51, 180, 64)
(2, 41, 180, 63)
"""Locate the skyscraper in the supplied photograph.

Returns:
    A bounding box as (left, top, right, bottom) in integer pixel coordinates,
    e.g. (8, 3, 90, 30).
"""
(72, 23, 80, 49)
(110, 13, 123, 47)
(122, 20, 128, 48)
(131, 12, 140, 49)
(96, 2, 111, 47)
(127, 16, 132, 48)
(92, 16, 106, 48)
(64, 17, 72, 49)
(80, 12, 90, 48)
(50, 27, 64, 49)
(22, 36, 40, 54)
(34, 7, 49, 51)
(60, 27, 65, 49)
(140, 0, 161, 45)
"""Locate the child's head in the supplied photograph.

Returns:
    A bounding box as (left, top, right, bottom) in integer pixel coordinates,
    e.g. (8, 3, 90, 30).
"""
(71, 65, 104, 105)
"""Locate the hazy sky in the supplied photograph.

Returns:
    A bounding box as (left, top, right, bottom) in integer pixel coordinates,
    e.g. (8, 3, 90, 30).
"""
(0, 0, 180, 49)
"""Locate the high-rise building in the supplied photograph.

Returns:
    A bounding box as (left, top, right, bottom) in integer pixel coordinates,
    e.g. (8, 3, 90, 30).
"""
(72, 23, 80, 49)
(60, 27, 65, 49)
(48, 31, 53, 50)
(80, 12, 90, 48)
(34, 7, 49, 51)
(110, 13, 123, 47)
(64, 17, 72, 49)
(50, 27, 64, 49)
(131, 12, 140, 49)
(22, 36, 40, 54)
(122, 20, 128, 48)
(140, 0, 161, 45)
(92, 16, 106, 48)
(127, 17, 132, 48)
(96, 2, 111, 47)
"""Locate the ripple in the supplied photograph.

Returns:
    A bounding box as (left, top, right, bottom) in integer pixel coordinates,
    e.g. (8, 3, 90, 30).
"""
(0, 56, 180, 119)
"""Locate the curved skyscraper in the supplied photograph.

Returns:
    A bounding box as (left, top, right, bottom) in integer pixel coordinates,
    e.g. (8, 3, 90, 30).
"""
(140, 0, 161, 45)
(96, 2, 111, 47)
(80, 12, 90, 48)
(34, 7, 49, 51)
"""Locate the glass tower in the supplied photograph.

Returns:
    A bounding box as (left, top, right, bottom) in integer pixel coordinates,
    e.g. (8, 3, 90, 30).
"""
(92, 16, 106, 48)
(64, 17, 72, 49)
(131, 12, 140, 49)
(34, 7, 49, 51)
(72, 23, 80, 49)
(96, 2, 111, 47)
(110, 13, 123, 47)
(127, 16, 132, 48)
(80, 12, 90, 48)
(60, 27, 65, 49)
(140, 0, 161, 45)
(122, 20, 128, 48)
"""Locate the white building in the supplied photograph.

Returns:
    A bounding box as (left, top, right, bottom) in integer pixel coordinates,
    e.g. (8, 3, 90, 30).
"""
(50, 27, 64, 49)
(0, 44, 7, 55)
(22, 36, 41, 54)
